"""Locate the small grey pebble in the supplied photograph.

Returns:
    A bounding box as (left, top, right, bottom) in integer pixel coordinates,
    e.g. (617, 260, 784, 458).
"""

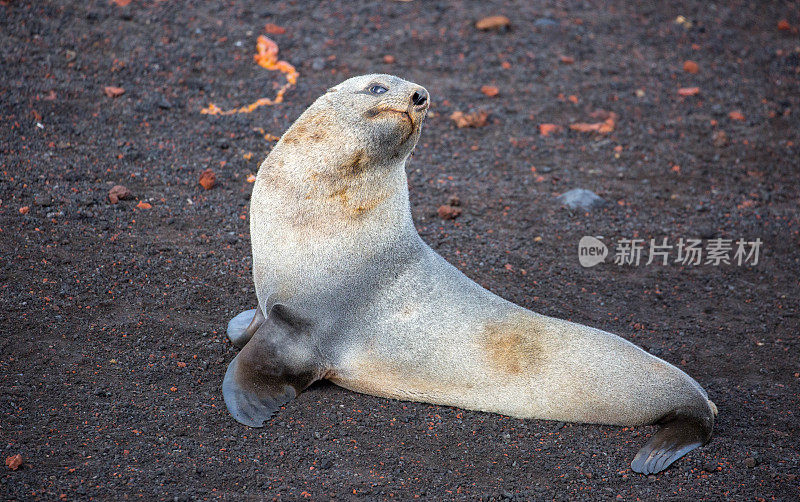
(533, 18, 559, 27)
(556, 188, 607, 210)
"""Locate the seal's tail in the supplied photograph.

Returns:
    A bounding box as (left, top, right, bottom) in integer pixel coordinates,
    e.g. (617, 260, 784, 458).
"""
(630, 403, 715, 475)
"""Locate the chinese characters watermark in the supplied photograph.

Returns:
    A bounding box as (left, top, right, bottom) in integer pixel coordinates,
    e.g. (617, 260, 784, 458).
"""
(578, 236, 762, 268)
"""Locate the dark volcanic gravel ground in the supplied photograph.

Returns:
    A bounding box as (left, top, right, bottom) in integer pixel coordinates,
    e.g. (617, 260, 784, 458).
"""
(2, 1, 799, 500)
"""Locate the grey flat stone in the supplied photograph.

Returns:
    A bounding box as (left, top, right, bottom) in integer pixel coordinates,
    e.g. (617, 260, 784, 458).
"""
(533, 18, 559, 27)
(556, 188, 607, 210)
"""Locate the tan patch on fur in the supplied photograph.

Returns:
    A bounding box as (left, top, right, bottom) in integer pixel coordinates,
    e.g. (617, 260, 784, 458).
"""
(481, 313, 544, 375)
(280, 124, 303, 144)
(338, 149, 370, 179)
(256, 157, 296, 196)
(345, 191, 390, 217)
(327, 187, 350, 206)
(281, 111, 332, 144)
(300, 149, 390, 219)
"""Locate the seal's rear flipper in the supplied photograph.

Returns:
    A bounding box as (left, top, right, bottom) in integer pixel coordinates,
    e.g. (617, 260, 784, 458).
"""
(630, 410, 713, 474)
(223, 305, 325, 427)
(227, 307, 265, 348)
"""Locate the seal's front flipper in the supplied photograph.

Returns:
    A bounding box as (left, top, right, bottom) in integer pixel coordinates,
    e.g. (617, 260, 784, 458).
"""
(630, 410, 713, 474)
(226, 307, 265, 348)
(223, 305, 325, 427)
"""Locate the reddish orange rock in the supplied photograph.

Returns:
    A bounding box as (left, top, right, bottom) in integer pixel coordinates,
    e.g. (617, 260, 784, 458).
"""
(450, 110, 488, 128)
(18, 206, 30, 215)
(480, 85, 499, 97)
(108, 185, 132, 204)
(475, 15, 510, 30)
(777, 19, 791, 31)
(382, 55, 395, 64)
(683, 60, 699, 73)
(570, 122, 605, 133)
(538, 123, 562, 136)
(569, 111, 617, 134)
(678, 87, 700, 96)
(103, 86, 125, 98)
(728, 110, 745, 121)
(199, 169, 216, 190)
(5, 454, 23, 470)
(136, 201, 152, 210)
(559, 55, 575, 64)
(264, 23, 286, 35)
(437, 205, 462, 220)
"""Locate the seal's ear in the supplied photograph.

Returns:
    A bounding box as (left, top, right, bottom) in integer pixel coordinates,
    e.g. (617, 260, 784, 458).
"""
(222, 305, 325, 427)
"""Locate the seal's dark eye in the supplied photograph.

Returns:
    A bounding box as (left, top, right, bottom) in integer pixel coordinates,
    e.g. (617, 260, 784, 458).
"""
(368, 85, 388, 95)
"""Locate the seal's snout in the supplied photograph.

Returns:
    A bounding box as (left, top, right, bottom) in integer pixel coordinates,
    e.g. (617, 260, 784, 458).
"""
(411, 88, 429, 110)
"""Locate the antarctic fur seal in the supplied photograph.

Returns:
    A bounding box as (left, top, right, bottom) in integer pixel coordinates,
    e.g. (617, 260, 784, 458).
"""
(222, 74, 717, 475)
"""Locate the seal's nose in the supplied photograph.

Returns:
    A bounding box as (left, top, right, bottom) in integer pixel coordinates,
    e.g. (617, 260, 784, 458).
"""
(411, 88, 428, 109)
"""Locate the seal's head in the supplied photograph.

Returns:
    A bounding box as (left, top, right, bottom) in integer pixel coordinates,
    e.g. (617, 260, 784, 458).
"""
(280, 74, 429, 166)
(327, 74, 429, 161)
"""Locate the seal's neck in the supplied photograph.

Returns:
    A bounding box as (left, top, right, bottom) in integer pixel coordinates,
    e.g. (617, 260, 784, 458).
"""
(253, 141, 416, 242)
